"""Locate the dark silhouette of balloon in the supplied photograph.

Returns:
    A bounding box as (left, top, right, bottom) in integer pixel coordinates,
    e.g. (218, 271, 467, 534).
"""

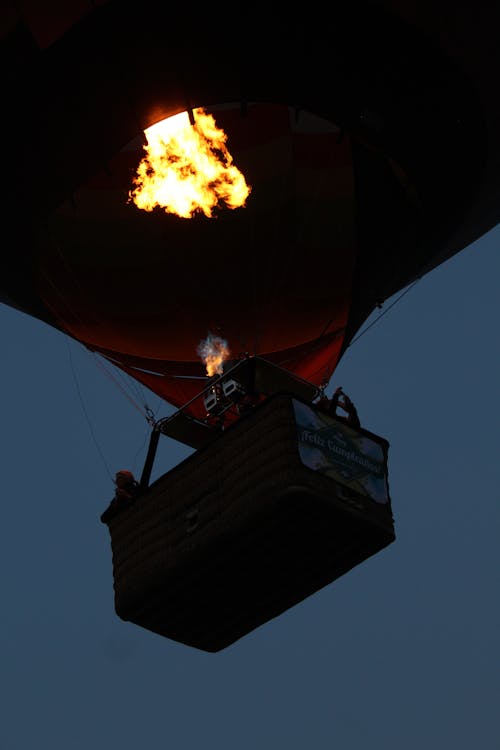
(2, 3, 496, 417)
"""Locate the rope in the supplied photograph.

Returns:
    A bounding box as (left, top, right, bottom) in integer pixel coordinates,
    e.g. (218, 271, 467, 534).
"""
(65, 338, 113, 481)
(67, 341, 164, 485)
(347, 279, 420, 349)
(90, 352, 152, 421)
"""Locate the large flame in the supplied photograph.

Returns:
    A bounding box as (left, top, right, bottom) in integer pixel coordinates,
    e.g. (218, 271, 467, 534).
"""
(197, 333, 231, 377)
(129, 108, 251, 218)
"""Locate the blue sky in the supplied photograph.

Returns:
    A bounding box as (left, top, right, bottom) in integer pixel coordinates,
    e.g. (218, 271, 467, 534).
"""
(1, 228, 498, 750)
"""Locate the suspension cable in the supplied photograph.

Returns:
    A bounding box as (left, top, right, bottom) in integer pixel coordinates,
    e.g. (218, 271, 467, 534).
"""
(65, 338, 113, 481)
(90, 352, 156, 423)
(347, 279, 420, 349)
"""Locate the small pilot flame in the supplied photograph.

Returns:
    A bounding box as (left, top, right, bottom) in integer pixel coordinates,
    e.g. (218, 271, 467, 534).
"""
(197, 333, 230, 377)
(129, 108, 251, 218)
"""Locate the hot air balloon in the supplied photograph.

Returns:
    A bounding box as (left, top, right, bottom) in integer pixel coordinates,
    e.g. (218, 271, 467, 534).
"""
(2, 2, 499, 650)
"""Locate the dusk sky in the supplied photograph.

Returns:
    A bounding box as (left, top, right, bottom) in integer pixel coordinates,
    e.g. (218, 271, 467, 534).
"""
(1, 225, 498, 749)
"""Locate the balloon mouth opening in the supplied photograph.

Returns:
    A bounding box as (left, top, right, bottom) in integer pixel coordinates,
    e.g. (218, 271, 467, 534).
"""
(53, 102, 343, 216)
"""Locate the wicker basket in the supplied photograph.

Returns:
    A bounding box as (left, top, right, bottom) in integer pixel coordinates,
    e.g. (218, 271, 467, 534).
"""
(102, 393, 395, 652)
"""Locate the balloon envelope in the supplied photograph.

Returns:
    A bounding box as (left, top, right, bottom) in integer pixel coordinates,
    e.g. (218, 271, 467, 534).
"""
(2, 2, 494, 415)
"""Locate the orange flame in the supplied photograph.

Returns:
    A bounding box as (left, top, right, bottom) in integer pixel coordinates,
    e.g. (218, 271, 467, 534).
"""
(129, 108, 251, 218)
(197, 333, 230, 377)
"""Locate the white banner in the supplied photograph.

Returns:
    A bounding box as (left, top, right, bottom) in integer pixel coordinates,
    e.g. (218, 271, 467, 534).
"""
(293, 399, 389, 504)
